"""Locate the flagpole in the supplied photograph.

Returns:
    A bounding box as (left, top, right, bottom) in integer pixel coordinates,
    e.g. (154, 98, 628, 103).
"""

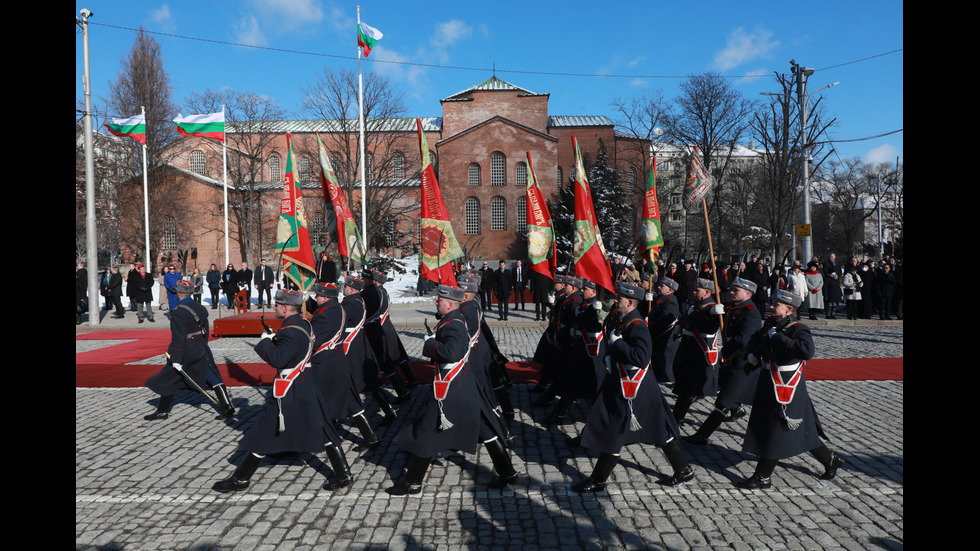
(357, 5, 369, 261)
(141, 105, 151, 272)
(700, 196, 724, 338)
(222, 104, 229, 267)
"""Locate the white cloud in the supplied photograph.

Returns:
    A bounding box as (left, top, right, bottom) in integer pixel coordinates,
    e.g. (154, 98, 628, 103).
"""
(234, 15, 267, 47)
(151, 4, 172, 24)
(433, 19, 473, 46)
(865, 144, 899, 164)
(714, 26, 779, 71)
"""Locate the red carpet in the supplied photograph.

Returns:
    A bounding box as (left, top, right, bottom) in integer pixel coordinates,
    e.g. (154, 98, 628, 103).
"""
(76, 332, 902, 388)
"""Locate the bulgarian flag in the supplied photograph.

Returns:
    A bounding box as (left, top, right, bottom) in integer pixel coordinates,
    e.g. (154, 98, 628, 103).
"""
(276, 133, 317, 291)
(571, 136, 615, 294)
(317, 132, 365, 265)
(104, 114, 146, 144)
(357, 20, 383, 57)
(525, 152, 556, 281)
(173, 112, 225, 142)
(416, 118, 462, 287)
(640, 158, 664, 263)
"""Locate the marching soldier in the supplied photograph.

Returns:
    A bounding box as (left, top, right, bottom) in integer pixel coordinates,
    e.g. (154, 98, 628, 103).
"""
(572, 282, 694, 492)
(342, 274, 398, 426)
(531, 274, 566, 380)
(532, 275, 583, 408)
(542, 278, 606, 425)
(735, 289, 845, 489)
(460, 273, 516, 421)
(362, 269, 416, 402)
(389, 284, 518, 495)
(311, 283, 379, 451)
(144, 280, 235, 421)
(212, 289, 353, 493)
(685, 277, 762, 445)
(671, 278, 724, 423)
(647, 277, 681, 385)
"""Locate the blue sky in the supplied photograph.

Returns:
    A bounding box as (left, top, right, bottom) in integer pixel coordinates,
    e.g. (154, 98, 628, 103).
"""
(76, 1, 903, 164)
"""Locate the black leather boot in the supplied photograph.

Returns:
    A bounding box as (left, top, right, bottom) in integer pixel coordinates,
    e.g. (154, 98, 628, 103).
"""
(144, 395, 174, 421)
(672, 395, 695, 423)
(531, 383, 558, 408)
(213, 384, 236, 420)
(484, 437, 518, 489)
(352, 411, 380, 451)
(736, 458, 776, 490)
(387, 371, 413, 403)
(323, 443, 354, 491)
(544, 396, 574, 425)
(684, 409, 726, 445)
(660, 438, 695, 486)
(572, 453, 620, 493)
(495, 387, 515, 420)
(388, 455, 430, 495)
(399, 360, 420, 387)
(811, 445, 845, 480)
(373, 389, 398, 426)
(213, 453, 262, 493)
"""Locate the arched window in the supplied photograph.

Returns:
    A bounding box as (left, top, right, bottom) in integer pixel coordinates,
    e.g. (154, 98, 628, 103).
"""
(491, 196, 507, 231)
(557, 166, 563, 187)
(517, 197, 527, 235)
(516, 161, 528, 187)
(190, 151, 206, 175)
(163, 217, 178, 250)
(311, 215, 325, 248)
(468, 163, 481, 186)
(391, 152, 405, 179)
(299, 156, 311, 183)
(627, 168, 636, 193)
(269, 155, 281, 182)
(465, 198, 481, 234)
(490, 152, 505, 186)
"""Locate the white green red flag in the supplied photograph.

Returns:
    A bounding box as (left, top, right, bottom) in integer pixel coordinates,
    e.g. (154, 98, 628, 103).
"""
(173, 112, 225, 142)
(525, 152, 556, 281)
(316, 132, 365, 265)
(276, 133, 317, 291)
(640, 158, 664, 263)
(683, 146, 712, 210)
(104, 114, 146, 144)
(357, 20, 383, 57)
(571, 136, 615, 293)
(416, 118, 461, 287)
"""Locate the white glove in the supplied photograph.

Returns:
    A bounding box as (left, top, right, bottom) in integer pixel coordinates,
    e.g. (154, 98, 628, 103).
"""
(592, 300, 603, 311)
(547, 293, 555, 305)
(746, 353, 759, 366)
(609, 332, 622, 345)
(261, 328, 276, 341)
(645, 292, 654, 301)
(767, 326, 777, 338)
(172, 362, 183, 372)
(712, 304, 725, 315)
(424, 333, 435, 346)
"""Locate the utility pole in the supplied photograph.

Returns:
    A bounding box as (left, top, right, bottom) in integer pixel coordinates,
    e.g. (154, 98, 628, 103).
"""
(78, 8, 100, 325)
(791, 60, 814, 264)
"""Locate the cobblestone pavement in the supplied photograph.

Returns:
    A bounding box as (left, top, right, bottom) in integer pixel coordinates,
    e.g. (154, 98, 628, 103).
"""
(77, 310, 902, 551)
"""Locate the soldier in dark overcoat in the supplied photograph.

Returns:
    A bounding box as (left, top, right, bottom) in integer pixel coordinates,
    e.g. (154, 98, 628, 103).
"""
(212, 289, 354, 493)
(362, 269, 418, 401)
(311, 283, 379, 451)
(573, 283, 694, 492)
(685, 277, 762, 445)
(144, 280, 235, 421)
(647, 277, 681, 384)
(389, 285, 517, 495)
(735, 289, 844, 489)
(532, 275, 583, 408)
(341, 275, 398, 425)
(543, 278, 606, 424)
(531, 274, 566, 369)
(671, 278, 724, 422)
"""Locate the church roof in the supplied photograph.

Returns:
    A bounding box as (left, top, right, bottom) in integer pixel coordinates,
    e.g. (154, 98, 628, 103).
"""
(442, 76, 544, 101)
(228, 117, 442, 133)
(548, 115, 614, 127)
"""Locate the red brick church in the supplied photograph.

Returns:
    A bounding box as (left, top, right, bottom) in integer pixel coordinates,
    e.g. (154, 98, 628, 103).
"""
(141, 76, 650, 272)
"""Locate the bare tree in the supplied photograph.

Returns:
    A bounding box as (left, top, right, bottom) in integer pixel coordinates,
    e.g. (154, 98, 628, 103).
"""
(104, 27, 179, 272)
(301, 68, 418, 255)
(813, 157, 877, 256)
(748, 72, 835, 262)
(184, 89, 289, 264)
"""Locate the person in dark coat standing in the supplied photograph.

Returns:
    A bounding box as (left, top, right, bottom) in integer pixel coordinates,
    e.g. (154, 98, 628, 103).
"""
(253, 259, 275, 308)
(685, 277, 762, 445)
(389, 284, 517, 495)
(823, 271, 843, 319)
(671, 278, 724, 422)
(237, 262, 253, 311)
(511, 260, 528, 311)
(735, 289, 844, 489)
(530, 270, 553, 321)
(572, 282, 694, 492)
(144, 280, 235, 421)
(647, 277, 681, 384)
(493, 260, 512, 320)
(310, 283, 379, 452)
(213, 289, 354, 493)
(875, 263, 897, 320)
(206, 264, 222, 309)
(477, 261, 494, 310)
(221, 263, 238, 309)
(108, 266, 125, 318)
(132, 264, 156, 324)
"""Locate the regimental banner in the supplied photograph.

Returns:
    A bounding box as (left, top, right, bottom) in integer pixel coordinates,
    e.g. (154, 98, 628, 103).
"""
(641, 159, 664, 262)
(417, 118, 461, 286)
(571, 136, 615, 293)
(683, 146, 712, 210)
(317, 132, 365, 265)
(525, 152, 556, 280)
(276, 132, 317, 291)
